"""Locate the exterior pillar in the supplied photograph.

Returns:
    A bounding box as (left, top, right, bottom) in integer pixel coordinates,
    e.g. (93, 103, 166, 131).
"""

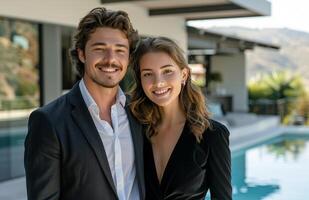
(41, 24, 62, 105)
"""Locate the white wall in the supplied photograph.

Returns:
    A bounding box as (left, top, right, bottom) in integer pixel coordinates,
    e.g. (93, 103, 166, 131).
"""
(0, 0, 187, 49)
(211, 53, 248, 112)
(0, 0, 100, 26)
(104, 3, 187, 50)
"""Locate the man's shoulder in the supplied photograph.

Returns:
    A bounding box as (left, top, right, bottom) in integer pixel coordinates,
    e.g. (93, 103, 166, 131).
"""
(33, 91, 72, 120)
(44, 93, 69, 111)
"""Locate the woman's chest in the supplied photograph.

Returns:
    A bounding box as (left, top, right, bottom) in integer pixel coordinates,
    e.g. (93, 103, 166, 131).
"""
(145, 132, 210, 193)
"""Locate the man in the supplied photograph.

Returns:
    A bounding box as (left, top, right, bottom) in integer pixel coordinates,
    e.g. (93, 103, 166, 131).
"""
(24, 7, 144, 200)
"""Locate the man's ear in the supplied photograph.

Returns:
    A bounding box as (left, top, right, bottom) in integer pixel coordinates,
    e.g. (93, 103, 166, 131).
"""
(77, 48, 85, 63)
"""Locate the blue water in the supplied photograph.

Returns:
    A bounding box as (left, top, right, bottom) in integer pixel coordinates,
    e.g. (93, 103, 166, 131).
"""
(0, 132, 26, 181)
(231, 134, 309, 200)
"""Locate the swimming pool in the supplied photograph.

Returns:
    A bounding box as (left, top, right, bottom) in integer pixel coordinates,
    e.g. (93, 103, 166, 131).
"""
(231, 134, 309, 200)
(0, 131, 26, 181)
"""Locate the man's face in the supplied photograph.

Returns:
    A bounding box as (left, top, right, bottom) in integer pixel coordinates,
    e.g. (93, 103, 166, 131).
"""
(78, 27, 129, 89)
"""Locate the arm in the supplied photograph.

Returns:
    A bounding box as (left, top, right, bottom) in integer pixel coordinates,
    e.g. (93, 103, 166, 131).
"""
(205, 121, 232, 200)
(24, 110, 61, 200)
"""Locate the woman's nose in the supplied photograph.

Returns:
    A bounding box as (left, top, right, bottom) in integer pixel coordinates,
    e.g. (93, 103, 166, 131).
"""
(154, 75, 165, 87)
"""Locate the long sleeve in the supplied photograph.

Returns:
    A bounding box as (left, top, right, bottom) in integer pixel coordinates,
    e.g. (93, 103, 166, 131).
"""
(205, 120, 232, 200)
(24, 109, 61, 200)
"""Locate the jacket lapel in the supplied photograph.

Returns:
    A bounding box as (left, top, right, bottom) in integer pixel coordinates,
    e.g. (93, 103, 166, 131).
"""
(69, 83, 117, 197)
(125, 103, 145, 199)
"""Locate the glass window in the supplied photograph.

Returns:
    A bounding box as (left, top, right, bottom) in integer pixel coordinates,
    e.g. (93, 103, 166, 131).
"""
(0, 17, 39, 181)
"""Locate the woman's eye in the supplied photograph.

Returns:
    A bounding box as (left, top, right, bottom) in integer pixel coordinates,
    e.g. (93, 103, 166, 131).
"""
(164, 69, 173, 74)
(142, 73, 152, 77)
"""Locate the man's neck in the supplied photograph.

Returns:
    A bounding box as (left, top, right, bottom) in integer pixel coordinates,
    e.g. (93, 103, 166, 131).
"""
(83, 79, 119, 122)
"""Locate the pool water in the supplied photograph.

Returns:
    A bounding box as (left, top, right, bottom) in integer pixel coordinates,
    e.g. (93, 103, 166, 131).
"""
(231, 134, 309, 200)
(0, 132, 26, 181)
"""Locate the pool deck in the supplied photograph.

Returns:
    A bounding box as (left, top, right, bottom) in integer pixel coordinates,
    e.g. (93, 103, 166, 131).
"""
(1, 114, 309, 200)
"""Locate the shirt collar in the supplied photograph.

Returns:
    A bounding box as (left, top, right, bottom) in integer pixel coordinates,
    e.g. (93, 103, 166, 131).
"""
(116, 86, 127, 107)
(79, 79, 126, 110)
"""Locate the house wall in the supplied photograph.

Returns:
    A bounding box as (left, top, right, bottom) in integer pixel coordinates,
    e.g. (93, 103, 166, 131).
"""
(0, 0, 187, 49)
(211, 53, 248, 112)
(105, 3, 187, 50)
(0, 0, 186, 104)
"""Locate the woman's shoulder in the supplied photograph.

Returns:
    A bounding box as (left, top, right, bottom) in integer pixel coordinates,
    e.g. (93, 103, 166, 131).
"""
(208, 119, 229, 134)
(203, 119, 230, 144)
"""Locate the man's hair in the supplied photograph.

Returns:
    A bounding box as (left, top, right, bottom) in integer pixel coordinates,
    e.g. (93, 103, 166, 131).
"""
(70, 7, 138, 77)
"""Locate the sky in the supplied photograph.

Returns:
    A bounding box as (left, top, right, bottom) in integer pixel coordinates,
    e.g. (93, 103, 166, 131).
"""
(188, 0, 309, 33)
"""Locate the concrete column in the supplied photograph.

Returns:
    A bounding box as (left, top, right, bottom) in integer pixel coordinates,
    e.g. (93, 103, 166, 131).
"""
(211, 53, 248, 112)
(41, 24, 62, 105)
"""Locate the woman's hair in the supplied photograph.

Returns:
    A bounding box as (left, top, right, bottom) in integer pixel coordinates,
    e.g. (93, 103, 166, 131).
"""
(70, 7, 139, 77)
(129, 37, 211, 142)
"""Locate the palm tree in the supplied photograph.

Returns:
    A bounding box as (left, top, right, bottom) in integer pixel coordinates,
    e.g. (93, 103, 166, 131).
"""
(263, 70, 305, 100)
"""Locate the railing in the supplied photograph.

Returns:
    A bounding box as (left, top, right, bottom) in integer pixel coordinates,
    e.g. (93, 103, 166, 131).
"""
(249, 98, 309, 125)
(0, 96, 39, 111)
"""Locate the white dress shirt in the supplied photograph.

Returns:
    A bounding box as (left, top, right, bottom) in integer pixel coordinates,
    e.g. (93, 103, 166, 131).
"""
(79, 79, 140, 200)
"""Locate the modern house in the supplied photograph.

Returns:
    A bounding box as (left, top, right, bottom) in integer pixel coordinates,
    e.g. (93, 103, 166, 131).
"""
(0, 0, 272, 105)
(0, 1, 277, 198)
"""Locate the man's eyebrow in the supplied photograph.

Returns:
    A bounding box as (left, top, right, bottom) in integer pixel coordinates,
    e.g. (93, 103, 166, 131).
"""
(90, 42, 128, 49)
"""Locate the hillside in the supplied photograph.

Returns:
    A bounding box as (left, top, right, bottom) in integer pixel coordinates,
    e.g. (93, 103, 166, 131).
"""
(0, 19, 39, 109)
(207, 27, 309, 88)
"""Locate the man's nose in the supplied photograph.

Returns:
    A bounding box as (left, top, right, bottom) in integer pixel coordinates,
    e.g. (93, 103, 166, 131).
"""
(104, 49, 116, 63)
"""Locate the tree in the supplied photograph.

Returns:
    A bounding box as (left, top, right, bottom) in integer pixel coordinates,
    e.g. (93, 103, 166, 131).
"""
(248, 70, 305, 100)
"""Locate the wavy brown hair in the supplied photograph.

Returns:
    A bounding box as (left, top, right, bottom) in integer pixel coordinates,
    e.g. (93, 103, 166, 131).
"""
(70, 7, 139, 77)
(129, 37, 211, 142)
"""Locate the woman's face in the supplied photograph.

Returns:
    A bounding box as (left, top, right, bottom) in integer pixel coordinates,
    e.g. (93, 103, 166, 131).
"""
(139, 51, 187, 107)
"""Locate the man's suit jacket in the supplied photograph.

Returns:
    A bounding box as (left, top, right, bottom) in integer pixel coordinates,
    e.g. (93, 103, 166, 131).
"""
(24, 83, 145, 200)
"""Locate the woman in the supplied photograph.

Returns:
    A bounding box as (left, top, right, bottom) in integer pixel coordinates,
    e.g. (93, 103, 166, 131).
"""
(130, 37, 232, 200)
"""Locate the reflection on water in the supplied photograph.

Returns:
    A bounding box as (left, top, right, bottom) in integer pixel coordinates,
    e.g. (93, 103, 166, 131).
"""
(231, 135, 309, 200)
(266, 139, 306, 160)
(232, 153, 279, 200)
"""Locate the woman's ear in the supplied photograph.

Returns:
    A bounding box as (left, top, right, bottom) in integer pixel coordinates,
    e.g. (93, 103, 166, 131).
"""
(182, 67, 189, 82)
(77, 48, 85, 63)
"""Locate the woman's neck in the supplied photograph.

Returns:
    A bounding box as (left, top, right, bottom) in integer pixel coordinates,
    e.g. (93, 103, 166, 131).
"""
(160, 100, 186, 130)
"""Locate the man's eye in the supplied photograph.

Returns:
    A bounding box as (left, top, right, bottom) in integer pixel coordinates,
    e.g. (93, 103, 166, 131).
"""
(94, 48, 104, 51)
(116, 49, 126, 53)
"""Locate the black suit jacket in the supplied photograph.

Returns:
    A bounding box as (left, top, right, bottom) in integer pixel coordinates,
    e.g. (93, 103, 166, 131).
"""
(24, 83, 145, 200)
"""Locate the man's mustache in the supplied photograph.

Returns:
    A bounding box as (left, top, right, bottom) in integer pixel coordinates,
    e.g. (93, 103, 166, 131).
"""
(95, 63, 121, 69)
